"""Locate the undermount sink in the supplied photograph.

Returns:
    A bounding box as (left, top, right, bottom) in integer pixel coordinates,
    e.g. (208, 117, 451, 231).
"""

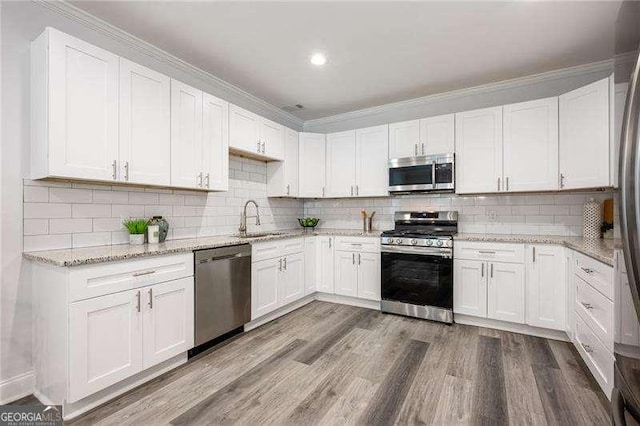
(235, 232, 286, 239)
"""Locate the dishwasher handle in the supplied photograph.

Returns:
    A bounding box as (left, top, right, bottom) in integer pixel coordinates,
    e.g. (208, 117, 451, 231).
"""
(195, 244, 252, 264)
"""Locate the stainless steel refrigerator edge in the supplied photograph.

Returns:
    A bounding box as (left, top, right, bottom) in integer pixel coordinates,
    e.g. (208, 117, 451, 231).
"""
(614, 1, 640, 423)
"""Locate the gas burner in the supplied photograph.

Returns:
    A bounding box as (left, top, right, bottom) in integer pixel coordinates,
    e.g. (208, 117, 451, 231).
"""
(381, 211, 458, 249)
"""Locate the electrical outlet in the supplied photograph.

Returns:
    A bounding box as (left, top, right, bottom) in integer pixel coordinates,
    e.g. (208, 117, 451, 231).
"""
(488, 210, 498, 222)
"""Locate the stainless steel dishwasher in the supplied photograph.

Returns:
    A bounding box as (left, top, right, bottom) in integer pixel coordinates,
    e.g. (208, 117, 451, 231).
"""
(193, 244, 251, 349)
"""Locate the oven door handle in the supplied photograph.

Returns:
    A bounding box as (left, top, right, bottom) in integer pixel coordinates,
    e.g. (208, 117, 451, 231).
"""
(381, 245, 452, 258)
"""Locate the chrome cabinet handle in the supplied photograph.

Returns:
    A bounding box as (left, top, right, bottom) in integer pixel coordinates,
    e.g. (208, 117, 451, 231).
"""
(112, 160, 117, 180)
(481, 263, 484, 277)
(278, 258, 282, 271)
(350, 186, 354, 196)
(197, 172, 203, 187)
(506, 177, 509, 191)
(136, 290, 141, 313)
(560, 173, 565, 188)
(478, 250, 496, 254)
(581, 343, 594, 354)
(581, 267, 594, 274)
(421, 143, 425, 155)
(257, 141, 261, 153)
(358, 253, 361, 265)
(283, 257, 287, 271)
(322, 187, 325, 197)
(133, 270, 156, 277)
(533, 247, 536, 263)
(356, 185, 359, 196)
(286, 184, 290, 195)
(581, 302, 594, 310)
(490, 263, 494, 278)
(352, 253, 355, 265)
(497, 177, 501, 191)
(148, 288, 153, 309)
(124, 161, 129, 181)
(414, 144, 418, 156)
(205, 173, 210, 188)
(262, 142, 266, 153)
(329, 238, 332, 248)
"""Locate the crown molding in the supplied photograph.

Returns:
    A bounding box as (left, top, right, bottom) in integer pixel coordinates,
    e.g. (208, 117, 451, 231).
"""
(304, 58, 615, 129)
(34, 0, 304, 130)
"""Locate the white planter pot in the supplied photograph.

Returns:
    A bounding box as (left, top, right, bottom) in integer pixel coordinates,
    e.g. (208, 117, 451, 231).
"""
(129, 234, 145, 245)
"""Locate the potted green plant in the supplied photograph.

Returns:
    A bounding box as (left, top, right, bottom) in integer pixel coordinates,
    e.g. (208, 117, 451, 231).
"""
(123, 218, 148, 245)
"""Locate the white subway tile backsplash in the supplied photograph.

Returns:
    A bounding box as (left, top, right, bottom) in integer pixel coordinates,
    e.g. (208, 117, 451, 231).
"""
(112, 204, 146, 218)
(24, 203, 71, 219)
(93, 218, 125, 232)
(49, 188, 93, 203)
(129, 192, 159, 205)
(23, 186, 49, 203)
(539, 205, 570, 215)
(93, 190, 129, 204)
(49, 218, 92, 234)
(72, 204, 111, 218)
(24, 219, 48, 236)
(72, 232, 112, 248)
(24, 234, 71, 251)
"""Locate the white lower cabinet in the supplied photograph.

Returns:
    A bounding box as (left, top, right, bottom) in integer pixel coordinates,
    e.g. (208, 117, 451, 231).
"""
(334, 250, 381, 301)
(526, 245, 566, 330)
(335, 251, 359, 297)
(357, 252, 382, 301)
(304, 237, 317, 294)
(251, 239, 305, 319)
(487, 262, 525, 324)
(453, 259, 487, 317)
(317, 236, 335, 293)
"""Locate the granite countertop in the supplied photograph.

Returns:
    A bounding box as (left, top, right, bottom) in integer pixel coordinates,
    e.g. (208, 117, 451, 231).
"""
(454, 233, 621, 266)
(23, 228, 382, 267)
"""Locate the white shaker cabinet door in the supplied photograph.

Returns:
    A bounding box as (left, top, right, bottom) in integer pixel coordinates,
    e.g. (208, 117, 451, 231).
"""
(304, 237, 317, 295)
(487, 262, 525, 324)
(317, 236, 335, 293)
(280, 252, 305, 305)
(46, 29, 120, 181)
(298, 133, 327, 198)
(526, 245, 566, 331)
(334, 251, 358, 298)
(355, 125, 389, 197)
(357, 252, 381, 301)
(455, 107, 503, 194)
(503, 97, 559, 192)
(171, 80, 203, 189)
(284, 128, 300, 197)
(251, 259, 280, 319)
(119, 59, 171, 186)
(325, 130, 357, 198)
(260, 118, 284, 160)
(453, 259, 487, 317)
(142, 277, 194, 369)
(420, 114, 455, 155)
(69, 289, 143, 402)
(388, 119, 420, 159)
(202, 92, 229, 191)
(229, 104, 260, 154)
(559, 77, 610, 190)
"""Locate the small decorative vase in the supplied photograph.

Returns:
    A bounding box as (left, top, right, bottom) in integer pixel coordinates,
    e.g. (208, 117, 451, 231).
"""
(149, 216, 169, 242)
(147, 225, 160, 244)
(583, 198, 602, 239)
(129, 234, 145, 245)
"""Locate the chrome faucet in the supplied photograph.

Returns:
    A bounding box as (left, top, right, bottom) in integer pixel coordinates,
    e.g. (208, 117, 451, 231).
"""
(239, 200, 261, 237)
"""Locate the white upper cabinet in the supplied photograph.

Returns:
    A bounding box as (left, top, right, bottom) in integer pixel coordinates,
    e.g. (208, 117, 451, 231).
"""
(299, 133, 327, 197)
(170, 80, 203, 189)
(267, 128, 299, 197)
(119, 59, 171, 186)
(503, 97, 559, 192)
(559, 77, 611, 190)
(326, 130, 357, 197)
(229, 105, 283, 160)
(388, 119, 420, 158)
(229, 104, 260, 154)
(355, 125, 389, 197)
(613, 82, 629, 189)
(526, 245, 566, 331)
(455, 106, 503, 194)
(202, 93, 229, 191)
(420, 114, 455, 155)
(31, 28, 119, 182)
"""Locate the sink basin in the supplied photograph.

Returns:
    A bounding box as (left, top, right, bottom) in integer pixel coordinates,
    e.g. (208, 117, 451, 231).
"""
(235, 232, 286, 239)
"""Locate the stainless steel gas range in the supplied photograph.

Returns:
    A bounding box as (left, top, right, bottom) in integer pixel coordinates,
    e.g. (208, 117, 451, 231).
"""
(380, 211, 457, 324)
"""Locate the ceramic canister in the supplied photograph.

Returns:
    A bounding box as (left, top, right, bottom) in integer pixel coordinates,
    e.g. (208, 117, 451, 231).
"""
(147, 225, 160, 244)
(583, 198, 602, 239)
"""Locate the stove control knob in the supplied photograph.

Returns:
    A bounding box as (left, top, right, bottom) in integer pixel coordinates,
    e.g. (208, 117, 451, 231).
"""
(425, 240, 433, 246)
(436, 240, 444, 247)
(411, 239, 418, 246)
(387, 238, 394, 244)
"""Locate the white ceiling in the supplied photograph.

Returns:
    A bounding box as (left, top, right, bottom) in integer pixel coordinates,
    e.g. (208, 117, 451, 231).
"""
(70, 1, 621, 120)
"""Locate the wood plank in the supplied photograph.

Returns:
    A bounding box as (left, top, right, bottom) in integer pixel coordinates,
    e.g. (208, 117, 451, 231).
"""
(317, 377, 379, 425)
(431, 374, 474, 425)
(359, 339, 429, 424)
(169, 339, 307, 425)
(533, 366, 585, 425)
(526, 335, 560, 370)
(447, 323, 480, 380)
(471, 335, 508, 425)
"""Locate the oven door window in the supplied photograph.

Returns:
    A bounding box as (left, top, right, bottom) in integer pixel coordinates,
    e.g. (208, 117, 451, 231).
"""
(381, 251, 452, 309)
(389, 164, 433, 188)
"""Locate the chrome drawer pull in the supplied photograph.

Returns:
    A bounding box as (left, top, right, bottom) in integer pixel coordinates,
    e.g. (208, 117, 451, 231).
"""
(581, 302, 594, 310)
(136, 290, 141, 312)
(133, 270, 156, 277)
(148, 288, 153, 309)
(478, 250, 496, 254)
(581, 343, 594, 354)
(581, 267, 594, 274)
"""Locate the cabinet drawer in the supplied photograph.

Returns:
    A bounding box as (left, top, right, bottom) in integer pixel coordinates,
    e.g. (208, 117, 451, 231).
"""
(574, 252, 613, 300)
(575, 314, 614, 395)
(575, 275, 613, 351)
(335, 236, 380, 253)
(252, 238, 304, 262)
(69, 253, 193, 302)
(454, 241, 524, 264)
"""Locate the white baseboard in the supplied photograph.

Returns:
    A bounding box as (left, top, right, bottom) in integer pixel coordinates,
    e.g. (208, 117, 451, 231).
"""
(454, 314, 570, 342)
(0, 371, 35, 404)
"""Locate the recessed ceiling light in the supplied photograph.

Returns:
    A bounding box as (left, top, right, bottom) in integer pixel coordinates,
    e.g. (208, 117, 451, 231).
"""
(310, 53, 327, 66)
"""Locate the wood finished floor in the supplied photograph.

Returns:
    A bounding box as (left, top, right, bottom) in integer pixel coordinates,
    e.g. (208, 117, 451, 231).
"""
(17, 301, 610, 425)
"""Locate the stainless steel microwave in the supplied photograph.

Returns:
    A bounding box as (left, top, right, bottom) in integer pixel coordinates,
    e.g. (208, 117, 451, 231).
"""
(388, 153, 454, 193)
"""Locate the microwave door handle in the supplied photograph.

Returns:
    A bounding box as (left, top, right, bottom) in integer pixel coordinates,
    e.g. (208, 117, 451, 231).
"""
(431, 162, 436, 189)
